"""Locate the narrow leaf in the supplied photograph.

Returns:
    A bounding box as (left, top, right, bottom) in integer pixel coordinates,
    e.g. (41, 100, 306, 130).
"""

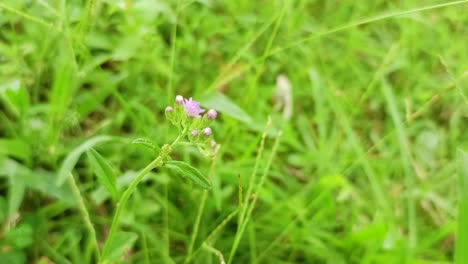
(164, 161, 211, 189)
(102, 231, 138, 262)
(201, 92, 253, 124)
(0, 139, 31, 162)
(132, 138, 160, 152)
(86, 148, 118, 201)
(1, 159, 75, 206)
(456, 150, 468, 264)
(57, 135, 113, 186)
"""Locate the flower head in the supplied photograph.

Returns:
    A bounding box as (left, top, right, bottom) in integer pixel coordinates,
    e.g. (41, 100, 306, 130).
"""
(202, 127, 212, 137)
(190, 130, 198, 137)
(207, 109, 218, 120)
(175, 95, 184, 105)
(183, 97, 205, 118)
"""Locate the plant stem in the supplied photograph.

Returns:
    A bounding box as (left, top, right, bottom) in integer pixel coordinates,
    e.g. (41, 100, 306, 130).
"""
(184, 192, 207, 264)
(68, 173, 100, 263)
(101, 135, 182, 261)
(184, 154, 218, 264)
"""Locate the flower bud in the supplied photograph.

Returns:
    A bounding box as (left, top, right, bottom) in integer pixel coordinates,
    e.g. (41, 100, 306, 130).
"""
(210, 140, 217, 148)
(190, 130, 198, 137)
(165, 106, 173, 113)
(175, 95, 184, 105)
(202, 127, 212, 137)
(207, 109, 218, 120)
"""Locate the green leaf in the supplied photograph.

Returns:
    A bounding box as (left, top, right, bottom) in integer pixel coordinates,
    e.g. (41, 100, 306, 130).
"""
(0, 197, 6, 223)
(0, 79, 29, 117)
(8, 173, 25, 217)
(456, 150, 468, 264)
(0, 139, 31, 163)
(0, 249, 26, 264)
(164, 160, 211, 189)
(102, 231, 137, 262)
(56, 135, 114, 186)
(0, 158, 75, 206)
(4, 223, 33, 249)
(86, 148, 118, 201)
(132, 138, 160, 152)
(201, 92, 253, 124)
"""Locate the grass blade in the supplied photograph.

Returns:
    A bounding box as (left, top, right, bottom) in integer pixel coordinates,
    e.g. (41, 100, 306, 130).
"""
(57, 135, 114, 186)
(455, 150, 468, 264)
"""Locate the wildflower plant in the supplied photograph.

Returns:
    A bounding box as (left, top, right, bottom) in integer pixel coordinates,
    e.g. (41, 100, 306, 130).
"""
(99, 95, 218, 263)
(166, 96, 219, 157)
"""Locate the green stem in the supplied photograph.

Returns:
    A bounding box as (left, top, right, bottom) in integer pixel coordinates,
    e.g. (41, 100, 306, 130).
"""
(184, 154, 218, 264)
(184, 192, 208, 264)
(101, 135, 182, 261)
(68, 173, 100, 263)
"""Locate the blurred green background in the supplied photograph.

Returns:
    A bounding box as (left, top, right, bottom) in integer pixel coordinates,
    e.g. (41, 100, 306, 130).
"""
(0, 0, 467, 263)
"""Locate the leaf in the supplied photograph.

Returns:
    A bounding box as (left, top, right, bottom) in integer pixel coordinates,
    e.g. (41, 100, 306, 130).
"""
(0, 197, 6, 223)
(0, 139, 31, 162)
(456, 150, 468, 264)
(200, 92, 274, 133)
(4, 223, 34, 249)
(201, 92, 253, 124)
(0, 249, 26, 264)
(164, 160, 211, 189)
(132, 138, 160, 152)
(102, 231, 138, 262)
(86, 148, 118, 201)
(8, 173, 25, 217)
(0, 79, 29, 117)
(56, 135, 114, 186)
(0, 158, 75, 205)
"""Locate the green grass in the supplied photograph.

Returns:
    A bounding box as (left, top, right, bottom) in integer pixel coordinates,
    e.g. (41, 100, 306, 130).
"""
(1, 0, 467, 263)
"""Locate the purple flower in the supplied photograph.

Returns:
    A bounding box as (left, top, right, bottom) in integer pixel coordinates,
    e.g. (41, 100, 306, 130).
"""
(183, 97, 205, 118)
(190, 130, 198, 137)
(202, 127, 212, 136)
(175, 95, 184, 105)
(165, 106, 173, 113)
(207, 109, 218, 120)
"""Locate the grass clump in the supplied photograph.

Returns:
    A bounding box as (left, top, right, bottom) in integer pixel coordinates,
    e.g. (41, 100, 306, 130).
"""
(0, 0, 467, 263)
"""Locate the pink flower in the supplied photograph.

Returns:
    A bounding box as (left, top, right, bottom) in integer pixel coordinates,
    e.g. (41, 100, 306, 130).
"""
(183, 97, 205, 118)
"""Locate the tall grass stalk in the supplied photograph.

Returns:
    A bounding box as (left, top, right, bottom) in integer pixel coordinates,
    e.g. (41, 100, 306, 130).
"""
(228, 130, 282, 264)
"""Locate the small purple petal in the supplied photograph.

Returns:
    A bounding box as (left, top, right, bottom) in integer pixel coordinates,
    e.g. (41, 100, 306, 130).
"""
(165, 106, 173, 113)
(183, 97, 205, 117)
(190, 130, 198, 136)
(207, 109, 218, 120)
(202, 127, 212, 137)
